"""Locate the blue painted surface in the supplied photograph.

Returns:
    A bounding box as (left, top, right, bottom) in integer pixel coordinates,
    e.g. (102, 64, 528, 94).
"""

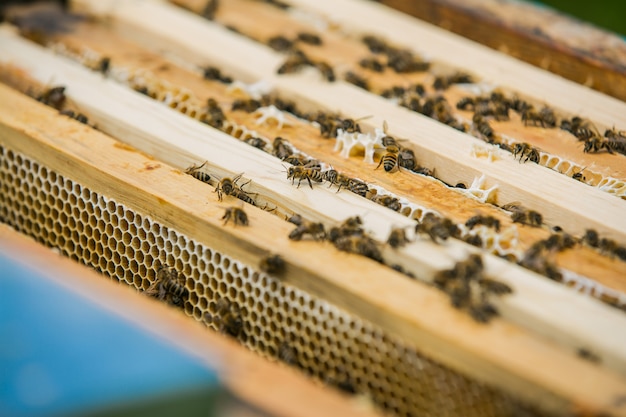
(0, 253, 220, 417)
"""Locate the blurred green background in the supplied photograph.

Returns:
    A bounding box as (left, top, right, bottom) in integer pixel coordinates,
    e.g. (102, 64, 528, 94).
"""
(535, 0, 626, 36)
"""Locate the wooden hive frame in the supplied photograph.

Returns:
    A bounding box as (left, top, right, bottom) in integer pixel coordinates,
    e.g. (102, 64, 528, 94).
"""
(1, 1, 626, 416)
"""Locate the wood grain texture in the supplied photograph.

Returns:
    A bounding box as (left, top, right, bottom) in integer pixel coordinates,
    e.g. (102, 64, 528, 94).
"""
(2, 58, 626, 416)
(379, 0, 626, 102)
(13, 14, 626, 299)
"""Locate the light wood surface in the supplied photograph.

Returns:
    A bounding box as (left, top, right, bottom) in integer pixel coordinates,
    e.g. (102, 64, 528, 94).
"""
(66, 0, 626, 248)
(378, 0, 626, 102)
(2, 71, 626, 416)
(9, 14, 626, 300)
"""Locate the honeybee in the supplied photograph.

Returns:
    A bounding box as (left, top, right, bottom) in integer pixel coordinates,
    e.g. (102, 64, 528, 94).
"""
(521, 106, 556, 128)
(347, 178, 369, 197)
(362, 34, 389, 54)
(541, 232, 577, 252)
(203, 98, 226, 129)
(387, 226, 411, 248)
(560, 116, 596, 140)
(381, 85, 406, 99)
(313, 61, 335, 82)
(37, 85, 66, 110)
(185, 160, 211, 184)
(288, 218, 326, 240)
(513, 142, 540, 163)
(463, 234, 483, 247)
(145, 266, 188, 307)
(97, 57, 111, 76)
(480, 278, 512, 295)
(327, 216, 364, 243)
(202, 65, 232, 83)
(323, 169, 352, 192)
(472, 114, 495, 142)
(468, 302, 499, 323)
(214, 174, 246, 200)
(201, 0, 219, 20)
(287, 165, 324, 188)
(456, 96, 475, 111)
(278, 341, 298, 365)
(222, 206, 249, 226)
(232, 98, 261, 113)
(433, 72, 473, 90)
(376, 145, 399, 172)
(358, 57, 385, 72)
(415, 213, 459, 242)
(519, 250, 562, 281)
(465, 214, 501, 232)
(344, 71, 369, 90)
(60, 109, 89, 125)
(386, 48, 430, 73)
(243, 137, 268, 150)
(268, 35, 294, 51)
(334, 235, 384, 263)
(272, 136, 294, 159)
(370, 194, 401, 211)
(581, 229, 599, 248)
(510, 96, 531, 114)
(210, 298, 243, 338)
(585, 132, 626, 155)
(277, 50, 311, 74)
(282, 154, 314, 166)
(260, 254, 285, 274)
(572, 167, 586, 182)
(296, 32, 322, 45)
(510, 208, 542, 227)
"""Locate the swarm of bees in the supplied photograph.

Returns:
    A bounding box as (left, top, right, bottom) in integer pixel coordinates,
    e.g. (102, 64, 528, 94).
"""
(145, 265, 188, 308)
(433, 254, 512, 323)
(222, 206, 249, 226)
(361, 35, 430, 74)
(206, 298, 244, 338)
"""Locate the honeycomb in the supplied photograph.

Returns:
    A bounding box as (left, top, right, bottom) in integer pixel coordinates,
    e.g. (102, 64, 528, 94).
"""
(0, 144, 548, 417)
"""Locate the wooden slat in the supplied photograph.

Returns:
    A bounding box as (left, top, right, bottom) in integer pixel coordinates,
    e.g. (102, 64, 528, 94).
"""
(379, 0, 626, 102)
(2, 43, 626, 416)
(64, 1, 626, 243)
(14, 14, 626, 300)
(0, 223, 383, 417)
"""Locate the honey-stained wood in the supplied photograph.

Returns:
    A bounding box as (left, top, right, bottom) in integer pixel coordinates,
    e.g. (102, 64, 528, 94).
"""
(379, 0, 626, 102)
(10, 12, 626, 302)
(0, 223, 384, 417)
(2, 82, 626, 416)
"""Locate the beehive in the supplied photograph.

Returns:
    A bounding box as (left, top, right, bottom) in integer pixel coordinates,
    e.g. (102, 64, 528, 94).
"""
(1, 1, 626, 416)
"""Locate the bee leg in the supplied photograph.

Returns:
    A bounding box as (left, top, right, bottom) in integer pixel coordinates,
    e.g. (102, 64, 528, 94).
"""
(306, 177, 313, 189)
